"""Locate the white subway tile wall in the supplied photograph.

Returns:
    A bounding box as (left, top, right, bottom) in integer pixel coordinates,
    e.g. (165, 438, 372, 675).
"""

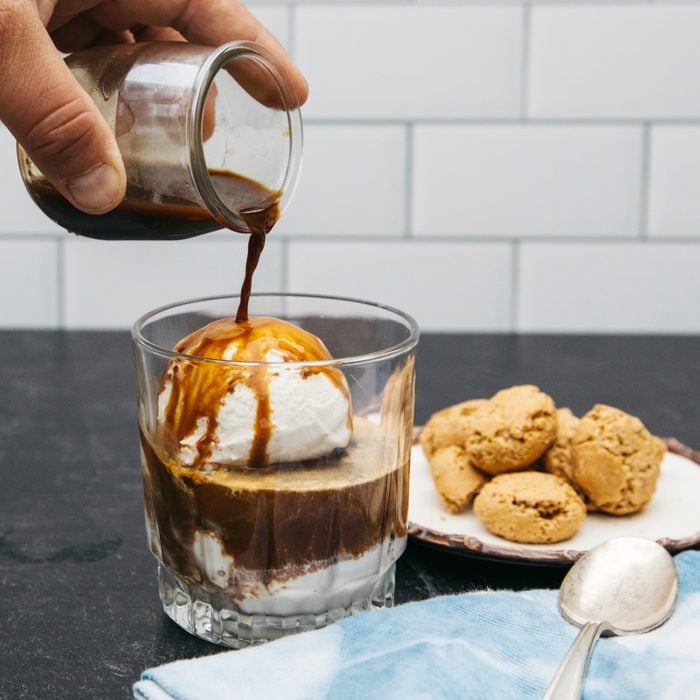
(287, 240, 513, 331)
(529, 5, 700, 119)
(248, 6, 290, 47)
(0, 240, 59, 327)
(412, 125, 642, 237)
(295, 6, 523, 119)
(648, 126, 700, 239)
(518, 243, 700, 333)
(276, 125, 407, 236)
(63, 238, 282, 329)
(1, 1, 700, 333)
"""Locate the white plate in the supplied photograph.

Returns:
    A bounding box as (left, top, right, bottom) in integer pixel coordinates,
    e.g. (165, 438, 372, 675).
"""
(407, 441, 700, 565)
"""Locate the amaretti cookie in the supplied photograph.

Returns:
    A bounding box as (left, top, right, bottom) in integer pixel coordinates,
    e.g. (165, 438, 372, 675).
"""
(542, 408, 579, 481)
(420, 399, 486, 457)
(541, 408, 596, 511)
(465, 385, 558, 475)
(473, 472, 587, 544)
(571, 404, 665, 515)
(429, 446, 488, 514)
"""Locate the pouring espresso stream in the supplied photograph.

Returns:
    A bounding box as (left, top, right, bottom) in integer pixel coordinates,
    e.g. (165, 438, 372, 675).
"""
(30, 167, 279, 322)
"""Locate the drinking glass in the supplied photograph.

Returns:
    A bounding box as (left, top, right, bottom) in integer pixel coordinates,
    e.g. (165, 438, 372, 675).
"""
(132, 294, 419, 647)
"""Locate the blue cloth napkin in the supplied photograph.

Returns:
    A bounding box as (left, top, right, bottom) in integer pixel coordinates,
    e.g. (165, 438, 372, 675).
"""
(134, 550, 700, 700)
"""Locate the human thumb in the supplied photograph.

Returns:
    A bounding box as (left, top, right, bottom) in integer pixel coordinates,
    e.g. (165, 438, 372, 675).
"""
(0, 2, 125, 214)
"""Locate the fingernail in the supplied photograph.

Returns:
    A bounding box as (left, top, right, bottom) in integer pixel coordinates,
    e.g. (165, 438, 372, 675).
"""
(66, 163, 123, 213)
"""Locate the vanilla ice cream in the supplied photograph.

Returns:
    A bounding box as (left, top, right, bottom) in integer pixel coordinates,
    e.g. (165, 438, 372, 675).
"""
(157, 316, 352, 467)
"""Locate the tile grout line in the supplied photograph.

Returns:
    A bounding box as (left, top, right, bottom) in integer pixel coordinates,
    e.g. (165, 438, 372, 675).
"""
(0, 232, 62, 241)
(249, 1, 646, 6)
(520, 2, 532, 120)
(280, 237, 290, 293)
(277, 233, 700, 244)
(287, 2, 296, 59)
(639, 122, 652, 240)
(303, 117, 700, 127)
(404, 122, 414, 239)
(56, 237, 66, 328)
(510, 239, 520, 331)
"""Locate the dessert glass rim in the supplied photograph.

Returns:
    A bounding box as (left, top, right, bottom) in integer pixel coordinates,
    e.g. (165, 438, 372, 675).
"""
(132, 292, 420, 367)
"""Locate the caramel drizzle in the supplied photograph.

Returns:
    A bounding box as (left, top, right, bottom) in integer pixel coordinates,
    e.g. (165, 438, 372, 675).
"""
(248, 362, 273, 468)
(162, 317, 350, 468)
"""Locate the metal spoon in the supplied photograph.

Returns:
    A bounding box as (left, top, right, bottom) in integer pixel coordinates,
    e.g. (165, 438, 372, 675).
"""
(544, 536, 678, 700)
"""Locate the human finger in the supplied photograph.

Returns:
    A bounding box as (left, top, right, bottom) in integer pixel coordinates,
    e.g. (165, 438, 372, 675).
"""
(50, 13, 110, 52)
(130, 25, 184, 42)
(50, 14, 184, 50)
(89, 0, 308, 106)
(46, 0, 102, 32)
(0, 1, 126, 213)
(129, 26, 218, 140)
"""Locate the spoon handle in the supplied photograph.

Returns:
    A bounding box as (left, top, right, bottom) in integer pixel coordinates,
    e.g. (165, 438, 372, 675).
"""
(544, 621, 608, 700)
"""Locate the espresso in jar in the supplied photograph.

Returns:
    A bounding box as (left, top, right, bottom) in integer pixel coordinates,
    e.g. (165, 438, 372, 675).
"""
(28, 168, 280, 241)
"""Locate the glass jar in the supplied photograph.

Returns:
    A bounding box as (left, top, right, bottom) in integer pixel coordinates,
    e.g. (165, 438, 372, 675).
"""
(18, 41, 303, 239)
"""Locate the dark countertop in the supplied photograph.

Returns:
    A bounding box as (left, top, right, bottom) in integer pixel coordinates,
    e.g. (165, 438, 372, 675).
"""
(1, 331, 698, 699)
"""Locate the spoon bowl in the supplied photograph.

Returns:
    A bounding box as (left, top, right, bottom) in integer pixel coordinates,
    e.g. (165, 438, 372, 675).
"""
(545, 536, 678, 699)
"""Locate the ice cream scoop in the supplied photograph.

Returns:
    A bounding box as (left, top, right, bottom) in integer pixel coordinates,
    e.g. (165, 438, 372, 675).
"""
(158, 316, 352, 467)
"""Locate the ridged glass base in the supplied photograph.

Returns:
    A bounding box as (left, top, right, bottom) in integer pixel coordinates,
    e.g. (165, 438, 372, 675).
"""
(158, 563, 396, 648)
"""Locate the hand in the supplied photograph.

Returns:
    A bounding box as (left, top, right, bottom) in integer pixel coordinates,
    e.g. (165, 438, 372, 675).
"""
(0, 1, 308, 215)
